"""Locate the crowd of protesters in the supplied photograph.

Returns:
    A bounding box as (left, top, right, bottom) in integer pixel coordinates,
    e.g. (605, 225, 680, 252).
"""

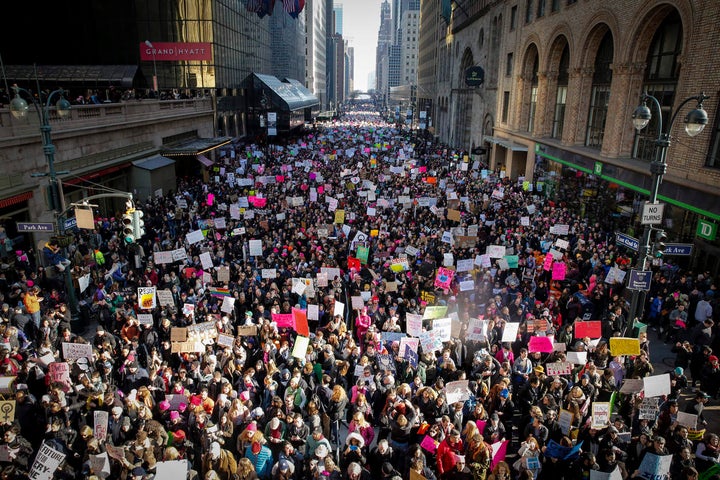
(0, 106, 718, 480)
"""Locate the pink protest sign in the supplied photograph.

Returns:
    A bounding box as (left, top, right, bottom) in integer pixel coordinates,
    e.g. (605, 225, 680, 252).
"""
(420, 435, 438, 453)
(272, 313, 294, 328)
(551, 261, 566, 280)
(207, 193, 214, 206)
(528, 336, 554, 353)
(317, 186, 324, 194)
(543, 254, 554, 271)
(275, 175, 285, 183)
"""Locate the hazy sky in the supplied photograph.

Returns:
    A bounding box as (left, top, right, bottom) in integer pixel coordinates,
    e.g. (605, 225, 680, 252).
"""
(337, 0, 383, 92)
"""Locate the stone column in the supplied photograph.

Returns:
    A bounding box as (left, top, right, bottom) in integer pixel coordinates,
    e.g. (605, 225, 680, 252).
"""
(536, 70, 557, 137)
(563, 67, 595, 146)
(602, 62, 647, 158)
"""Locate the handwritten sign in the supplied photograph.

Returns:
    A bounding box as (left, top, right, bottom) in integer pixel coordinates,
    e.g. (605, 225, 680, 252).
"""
(545, 362, 572, 376)
(94, 410, 109, 443)
(591, 402, 611, 428)
(609, 337, 641, 356)
(29, 441, 65, 480)
(61, 342, 93, 361)
(574, 321, 602, 339)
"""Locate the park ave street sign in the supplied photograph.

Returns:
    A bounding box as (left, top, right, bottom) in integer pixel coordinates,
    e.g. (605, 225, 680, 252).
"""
(16, 222, 55, 232)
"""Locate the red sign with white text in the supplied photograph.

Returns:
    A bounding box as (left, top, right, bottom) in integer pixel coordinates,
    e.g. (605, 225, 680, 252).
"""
(140, 42, 212, 61)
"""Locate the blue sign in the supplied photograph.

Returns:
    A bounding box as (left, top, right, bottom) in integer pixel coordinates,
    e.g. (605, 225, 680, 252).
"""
(615, 232, 639, 251)
(64, 217, 77, 230)
(628, 269, 653, 291)
(16, 222, 55, 232)
(664, 243, 693, 256)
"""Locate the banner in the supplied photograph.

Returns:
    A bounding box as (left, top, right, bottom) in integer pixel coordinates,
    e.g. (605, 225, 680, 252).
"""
(61, 342, 93, 361)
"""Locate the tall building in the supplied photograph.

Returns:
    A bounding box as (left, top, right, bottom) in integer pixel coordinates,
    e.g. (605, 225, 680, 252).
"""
(400, 8, 420, 86)
(345, 46, 355, 97)
(333, 2, 344, 35)
(305, 0, 329, 109)
(417, 0, 439, 130)
(270, 2, 307, 82)
(375, 0, 393, 100)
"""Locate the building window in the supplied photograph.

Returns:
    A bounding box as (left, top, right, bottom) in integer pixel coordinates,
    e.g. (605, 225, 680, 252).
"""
(537, 0, 545, 17)
(526, 0, 533, 23)
(586, 86, 611, 147)
(708, 112, 720, 168)
(528, 86, 538, 132)
(506, 52, 514, 76)
(510, 6, 517, 30)
(585, 31, 613, 148)
(567, 0, 577, 4)
(552, 0, 560, 11)
(634, 11, 682, 162)
(552, 46, 569, 139)
(502, 91, 510, 123)
(553, 86, 567, 138)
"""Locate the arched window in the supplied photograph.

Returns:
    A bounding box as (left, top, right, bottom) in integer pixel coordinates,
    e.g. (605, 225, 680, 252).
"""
(528, 53, 539, 133)
(634, 10, 683, 161)
(552, 45, 570, 139)
(585, 30, 613, 148)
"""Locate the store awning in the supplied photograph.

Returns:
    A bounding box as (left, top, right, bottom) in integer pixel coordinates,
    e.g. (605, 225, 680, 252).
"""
(0, 191, 32, 209)
(64, 163, 131, 186)
(4, 65, 140, 89)
(160, 137, 233, 156)
(246, 73, 319, 112)
(197, 155, 214, 167)
(484, 136, 529, 152)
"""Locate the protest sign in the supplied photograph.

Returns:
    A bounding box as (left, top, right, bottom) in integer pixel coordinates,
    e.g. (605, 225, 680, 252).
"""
(574, 321, 602, 339)
(292, 336, 310, 359)
(236, 325, 257, 336)
(29, 441, 65, 480)
(216, 333, 235, 348)
(502, 323, 520, 343)
(445, 380, 470, 405)
(61, 342, 93, 361)
(591, 402, 611, 428)
(406, 313, 423, 337)
(643, 374, 671, 398)
(639, 397, 659, 420)
(566, 351, 587, 365)
(528, 336, 553, 353)
(609, 337, 641, 356)
(638, 453, 672, 480)
(137, 313, 153, 325)
(545, 362, 572, 376)
(558, 409, 574, 435)
(138, 286, 157, 310)
(155, 461, 189, 479)
(619, 378, 644, 394)
(423, 305, 448, 320)
(48, 362, 72, 392)
(676, 411, 697, 429)
(94, 410, 109, 443)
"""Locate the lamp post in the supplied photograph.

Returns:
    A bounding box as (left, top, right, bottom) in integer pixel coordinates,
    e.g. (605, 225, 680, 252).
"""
(9, 83, 79, 318)
(145, 40, 158, 93)
(627, 91, 709, 326)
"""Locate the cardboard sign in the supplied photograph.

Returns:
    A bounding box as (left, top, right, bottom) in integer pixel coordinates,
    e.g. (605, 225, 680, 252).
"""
(61, 342, 93, 361)
(591, 402, 611, 428)
(217, 333, 235, 348)
(170, 327, 188, 342)
(0, 401, 15, 423)
(236, 325, 258, 336)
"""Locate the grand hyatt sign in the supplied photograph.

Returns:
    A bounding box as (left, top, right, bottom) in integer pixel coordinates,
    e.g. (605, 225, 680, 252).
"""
(139, 42, 212, 61)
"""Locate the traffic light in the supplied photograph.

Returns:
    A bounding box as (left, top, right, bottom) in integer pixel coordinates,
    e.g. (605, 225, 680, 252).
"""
(133, 209, 145, 239)
(122, 209, 135, 244)
(653, 229, 668, 258)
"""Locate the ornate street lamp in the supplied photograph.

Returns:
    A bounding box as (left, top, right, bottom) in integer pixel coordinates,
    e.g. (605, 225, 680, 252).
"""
(626, 91, 708, 325)
(9, 84, 79, 318)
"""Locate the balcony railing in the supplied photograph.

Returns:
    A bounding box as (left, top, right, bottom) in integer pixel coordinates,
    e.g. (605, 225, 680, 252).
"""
(0, 98, 214, 140)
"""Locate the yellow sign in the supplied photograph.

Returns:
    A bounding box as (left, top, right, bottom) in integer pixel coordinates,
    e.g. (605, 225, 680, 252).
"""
(334, 209, 345, 224)
(370, 229, 379, 237)
(609, 337, 641, 356)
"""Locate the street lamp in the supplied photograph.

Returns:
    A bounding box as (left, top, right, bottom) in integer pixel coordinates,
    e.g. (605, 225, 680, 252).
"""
(145, 40, 158, 93)
(627, 91, 709, 325)
(9, 84, 79, 319)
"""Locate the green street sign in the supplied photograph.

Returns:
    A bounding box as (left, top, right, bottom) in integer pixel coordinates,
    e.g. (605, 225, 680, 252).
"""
(697, 219, 718, 240)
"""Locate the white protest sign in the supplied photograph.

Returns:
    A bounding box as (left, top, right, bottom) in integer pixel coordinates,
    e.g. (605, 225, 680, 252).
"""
(199, 252, 213, 270)
(643, 373, 671, 398)
(186, 229, 204, 244)
(94, 410, 109, 443)
(61, 342, 93, 361)
(333, 301, 345, 317)
(566, 351, 587, 365)
(248, 239, 263, 256)
(445, 380, 470, 405)
(501, 323, 520, 343)
(29, 441, 65, 480)
(406, 313, 423, 337)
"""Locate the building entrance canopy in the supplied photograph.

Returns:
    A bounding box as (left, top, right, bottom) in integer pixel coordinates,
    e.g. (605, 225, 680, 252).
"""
(246, 73, 319, 112)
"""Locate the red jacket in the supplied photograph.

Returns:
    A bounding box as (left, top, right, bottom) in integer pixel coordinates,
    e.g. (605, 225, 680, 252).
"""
(436, 437, 464, 475)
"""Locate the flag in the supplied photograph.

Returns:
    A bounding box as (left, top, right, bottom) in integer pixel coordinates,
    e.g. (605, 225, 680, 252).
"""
(244, 0, 275, 17)
(208, 287, 231, 298)
(347, 256, 361, 271)
(282, 0, 305, 18)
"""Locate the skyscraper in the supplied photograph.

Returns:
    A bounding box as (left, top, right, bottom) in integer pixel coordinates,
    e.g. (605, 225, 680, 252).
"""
(333, 2, 343, 34)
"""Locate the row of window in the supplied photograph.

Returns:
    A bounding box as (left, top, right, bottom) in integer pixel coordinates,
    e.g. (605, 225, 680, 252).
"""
(510, 0, 577, 31)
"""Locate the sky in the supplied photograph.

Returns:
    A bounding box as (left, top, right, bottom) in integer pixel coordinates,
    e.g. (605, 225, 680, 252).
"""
(337, 0, 383, 92)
